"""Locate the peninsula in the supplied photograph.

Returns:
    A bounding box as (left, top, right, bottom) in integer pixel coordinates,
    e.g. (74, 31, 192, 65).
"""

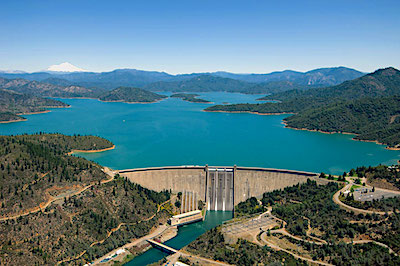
(0, 89, 69, 123)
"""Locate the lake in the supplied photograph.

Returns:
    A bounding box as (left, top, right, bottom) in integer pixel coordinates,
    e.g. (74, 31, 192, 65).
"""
(0, 92, 398, 175)
(1, 91, 399, 265)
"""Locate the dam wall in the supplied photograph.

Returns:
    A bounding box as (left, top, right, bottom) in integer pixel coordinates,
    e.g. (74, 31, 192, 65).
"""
(120, 166, 207, 202)
(234, 167, 330, 204)
(119, 166, 330, 209)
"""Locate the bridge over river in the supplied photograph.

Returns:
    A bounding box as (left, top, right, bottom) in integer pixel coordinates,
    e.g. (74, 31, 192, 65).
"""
(147, 239, 178, 254)
(118, 165, 329, 211)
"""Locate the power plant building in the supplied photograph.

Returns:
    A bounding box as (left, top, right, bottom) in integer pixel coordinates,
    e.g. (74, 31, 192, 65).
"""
(168, 210, 203, 226)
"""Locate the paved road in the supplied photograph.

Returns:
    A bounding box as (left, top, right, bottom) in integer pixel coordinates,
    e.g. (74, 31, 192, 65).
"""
(332, 184, 391, 215)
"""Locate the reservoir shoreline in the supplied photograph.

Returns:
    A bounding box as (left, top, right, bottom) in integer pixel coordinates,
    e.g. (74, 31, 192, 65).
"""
(204, 108, 399, 151)
(282, 121, 400, 151)
(68, 145, 116, 155)
(203, 109, 295, 115)
(0, 118, 27, 124)
(0, 105, 71, 124)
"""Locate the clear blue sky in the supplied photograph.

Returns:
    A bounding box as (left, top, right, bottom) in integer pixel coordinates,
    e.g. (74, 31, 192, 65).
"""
(0, 0, 399, 74)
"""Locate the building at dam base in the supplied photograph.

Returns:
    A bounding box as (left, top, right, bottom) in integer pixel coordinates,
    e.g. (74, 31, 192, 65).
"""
(169, 210, 203, 226)
(119, 165, 331, 211)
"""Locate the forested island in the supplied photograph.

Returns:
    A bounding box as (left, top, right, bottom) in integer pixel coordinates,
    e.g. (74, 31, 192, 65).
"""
(205, 67, 400, 149)
(170, 93, 211, 103)
(98, 86, 167, 103)
(0, 134, 172, 265)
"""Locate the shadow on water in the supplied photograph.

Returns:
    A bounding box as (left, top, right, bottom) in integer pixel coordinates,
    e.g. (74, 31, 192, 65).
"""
(126, 211, 233, 265)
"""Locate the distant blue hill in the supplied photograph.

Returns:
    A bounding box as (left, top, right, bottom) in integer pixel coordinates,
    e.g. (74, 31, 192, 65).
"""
(0, 67, 364, 94)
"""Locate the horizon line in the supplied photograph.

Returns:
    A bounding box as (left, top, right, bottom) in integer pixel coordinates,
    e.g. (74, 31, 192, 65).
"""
(0, 65, 372, 76)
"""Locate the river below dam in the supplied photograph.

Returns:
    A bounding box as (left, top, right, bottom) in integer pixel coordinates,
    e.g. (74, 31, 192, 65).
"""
(127, 211, 233, 265)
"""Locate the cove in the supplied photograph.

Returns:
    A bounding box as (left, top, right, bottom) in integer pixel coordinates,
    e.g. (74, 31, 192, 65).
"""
(127, 211, 233, 265)
(0, 92, 398, 175)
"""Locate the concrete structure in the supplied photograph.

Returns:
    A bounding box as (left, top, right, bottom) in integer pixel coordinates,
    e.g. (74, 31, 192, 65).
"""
(147, 239, 178, 254)
(181, 190, 198, 213)
(168, 210, 203, 226)
(119, 165, 330, 211)
(207, 167, 234, 211)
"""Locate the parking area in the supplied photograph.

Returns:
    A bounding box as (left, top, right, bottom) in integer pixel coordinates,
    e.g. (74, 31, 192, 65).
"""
(354, 187, 400, 202)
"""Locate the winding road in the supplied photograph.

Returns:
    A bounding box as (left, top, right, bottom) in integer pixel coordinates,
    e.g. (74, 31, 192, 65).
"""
(332, 180, 400, 215)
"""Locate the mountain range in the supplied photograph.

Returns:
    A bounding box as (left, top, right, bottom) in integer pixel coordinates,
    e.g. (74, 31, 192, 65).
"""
(0, 66, 364, 93)
(0, 77, 105, 98)
(260, 67, 400, 101)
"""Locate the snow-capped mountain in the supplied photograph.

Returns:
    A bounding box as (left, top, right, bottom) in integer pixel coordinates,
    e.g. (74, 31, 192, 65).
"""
(46, 62, 87, 72)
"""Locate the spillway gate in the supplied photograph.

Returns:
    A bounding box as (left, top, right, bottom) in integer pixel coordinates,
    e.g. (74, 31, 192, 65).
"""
(206, 166, 234, 211)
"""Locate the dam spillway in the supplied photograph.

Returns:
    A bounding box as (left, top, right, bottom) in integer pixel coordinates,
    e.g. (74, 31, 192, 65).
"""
(118, 165, 329, 211)
(207, 167, 234, 211)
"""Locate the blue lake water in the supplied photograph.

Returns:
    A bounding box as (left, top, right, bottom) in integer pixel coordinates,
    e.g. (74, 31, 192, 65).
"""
(0, 92, 398, 175)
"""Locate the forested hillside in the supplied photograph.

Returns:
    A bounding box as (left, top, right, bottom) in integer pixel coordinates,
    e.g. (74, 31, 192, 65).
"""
(0, 89, 69, 122)
(285, 97, 400, 148)
(186, 228, 303, 265)
(0, 134, 113, 216)
(0, 134, 171, 265)
(189, 179, 400, 265)
(0, 77, 105, 98)
(260, 67, 400, 101)
(206, 67, 400, 148)
(245, 80, 310, 94)
(143, 75, 252, 93)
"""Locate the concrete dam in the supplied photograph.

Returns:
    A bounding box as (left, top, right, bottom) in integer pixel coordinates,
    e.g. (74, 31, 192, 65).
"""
(118, 165, 330, 211)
